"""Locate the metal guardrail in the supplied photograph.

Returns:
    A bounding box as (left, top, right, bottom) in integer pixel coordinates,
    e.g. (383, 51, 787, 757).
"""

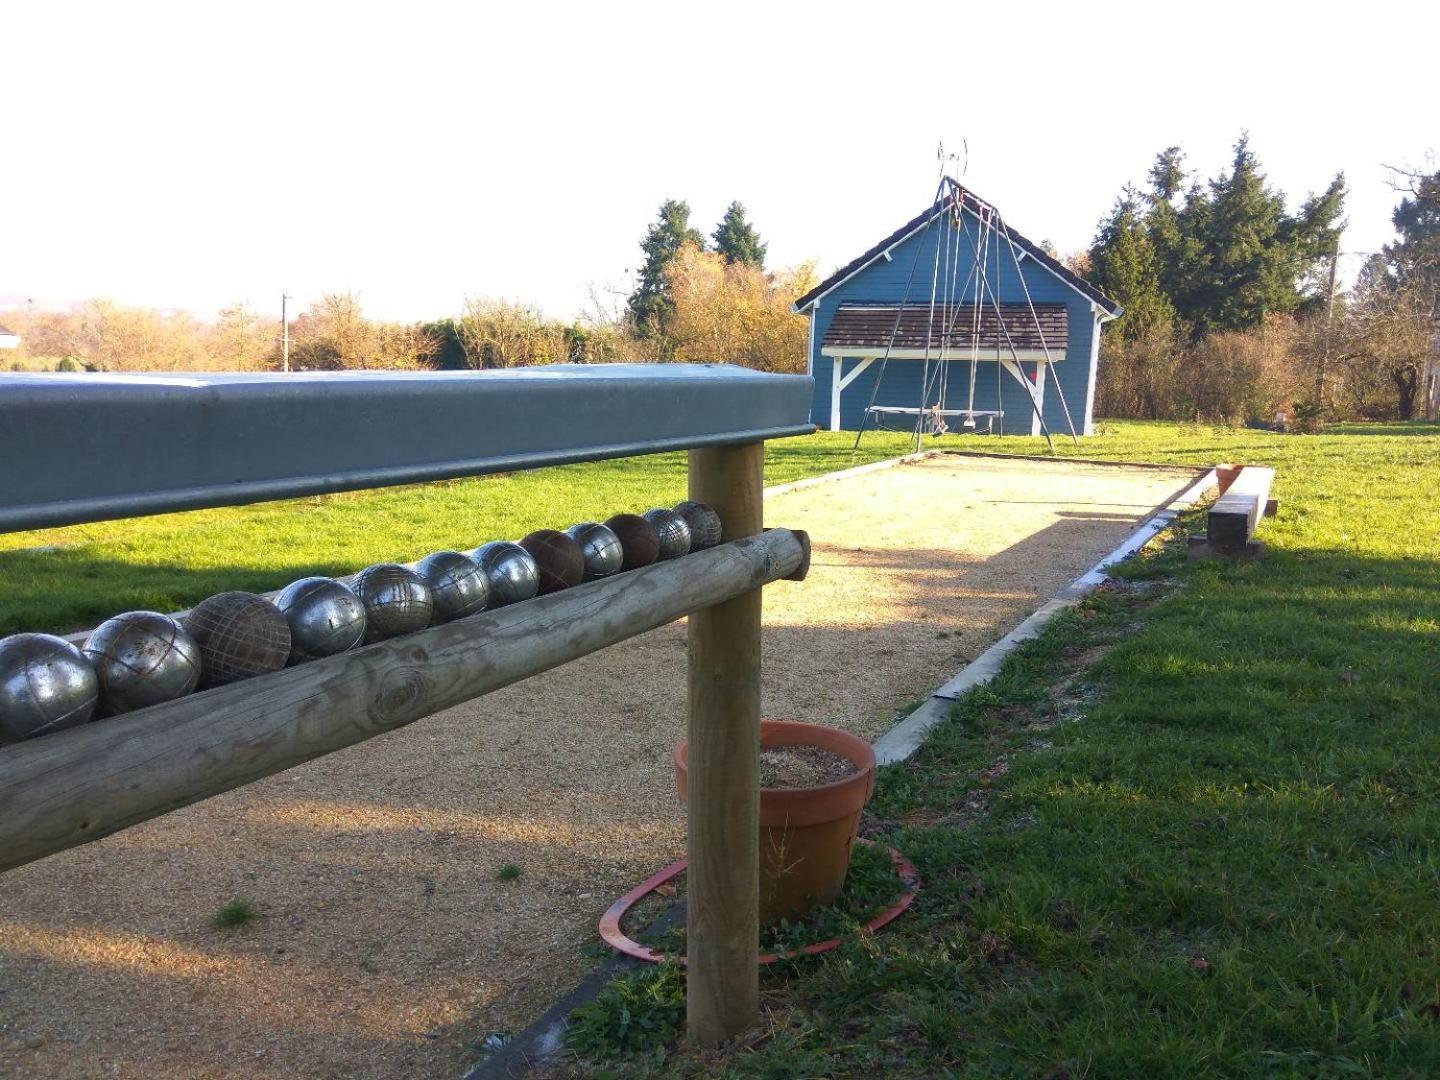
(0, 365, 815, 532)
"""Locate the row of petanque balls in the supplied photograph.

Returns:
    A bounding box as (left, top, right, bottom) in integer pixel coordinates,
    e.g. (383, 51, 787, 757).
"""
(0, 501, 723, 744)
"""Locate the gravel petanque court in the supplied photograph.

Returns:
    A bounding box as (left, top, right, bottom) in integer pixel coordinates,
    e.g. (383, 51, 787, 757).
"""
(0, 453, 1200, 1079)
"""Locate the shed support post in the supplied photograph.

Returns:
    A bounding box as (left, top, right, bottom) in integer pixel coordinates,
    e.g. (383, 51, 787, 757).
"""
(830, 358, 844, 431)
(686, 441, 764, 1044)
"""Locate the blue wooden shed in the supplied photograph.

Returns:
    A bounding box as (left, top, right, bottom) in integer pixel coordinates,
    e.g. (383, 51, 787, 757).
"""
(793, 180, 1121, 437)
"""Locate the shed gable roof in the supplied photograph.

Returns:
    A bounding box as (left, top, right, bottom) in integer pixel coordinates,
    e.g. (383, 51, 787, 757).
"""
(793, 179, 1120, 318)
(822, 302, 1067, 354)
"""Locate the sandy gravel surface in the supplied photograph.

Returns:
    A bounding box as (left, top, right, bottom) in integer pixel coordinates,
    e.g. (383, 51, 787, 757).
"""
(0, 454, 1198, 1079)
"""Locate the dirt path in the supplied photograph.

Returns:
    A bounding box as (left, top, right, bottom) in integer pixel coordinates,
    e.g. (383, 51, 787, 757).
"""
(0, 454, 1198, 1079)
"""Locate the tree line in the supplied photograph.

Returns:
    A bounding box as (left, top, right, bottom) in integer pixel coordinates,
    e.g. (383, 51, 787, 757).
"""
(1087, 136, 1438, 424)
(6, 199, 812, 377)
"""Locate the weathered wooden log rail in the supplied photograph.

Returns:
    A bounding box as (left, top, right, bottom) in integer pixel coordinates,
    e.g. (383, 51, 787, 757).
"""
(0, 526, 809, 875)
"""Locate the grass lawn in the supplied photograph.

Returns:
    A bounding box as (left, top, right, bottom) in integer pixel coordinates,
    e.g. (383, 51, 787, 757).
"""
(0, 432, 923, 635)
(557, 420, 1440, 1077)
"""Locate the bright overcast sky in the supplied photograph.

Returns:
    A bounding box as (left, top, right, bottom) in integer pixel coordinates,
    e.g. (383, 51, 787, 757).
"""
(3, 1, 1434, 323)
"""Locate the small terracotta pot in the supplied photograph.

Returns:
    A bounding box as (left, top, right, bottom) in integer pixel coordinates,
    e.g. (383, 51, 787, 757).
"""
(675, 719, 877, 927)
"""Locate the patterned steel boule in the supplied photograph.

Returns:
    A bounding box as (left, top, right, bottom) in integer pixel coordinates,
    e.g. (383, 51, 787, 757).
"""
(416, 550, 490, 622)
(471, 541, 540, 606)
(564, 522, 625, 581)
(642, 508, 693, 561)
(351, 564, 434, 642)
(183, 591, 292, 686)
(672, 500, 723, 550)
(0, 633, 99, 741)
(274, 576, 367, 663)
(83, 611, 202, 714)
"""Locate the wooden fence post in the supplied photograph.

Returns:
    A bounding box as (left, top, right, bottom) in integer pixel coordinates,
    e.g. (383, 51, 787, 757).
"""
(686, 441, 764, 1044)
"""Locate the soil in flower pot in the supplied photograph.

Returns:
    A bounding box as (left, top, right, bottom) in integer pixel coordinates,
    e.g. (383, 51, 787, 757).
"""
(675, 719, 877, 927)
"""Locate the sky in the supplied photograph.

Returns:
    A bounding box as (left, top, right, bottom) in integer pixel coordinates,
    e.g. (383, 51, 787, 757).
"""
(2, 1, 1435, 324)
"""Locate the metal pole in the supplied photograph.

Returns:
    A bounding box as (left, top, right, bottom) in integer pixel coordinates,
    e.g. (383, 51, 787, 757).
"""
(282, 293, 291, 373)
(686, 441, 764, 1045)
(1317, 249, 1338, 408)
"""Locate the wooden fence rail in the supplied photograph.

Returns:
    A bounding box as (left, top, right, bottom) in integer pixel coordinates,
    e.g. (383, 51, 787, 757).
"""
(0, 527, 809, 876)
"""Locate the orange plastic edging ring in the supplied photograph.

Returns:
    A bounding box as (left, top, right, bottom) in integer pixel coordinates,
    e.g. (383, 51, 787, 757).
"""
(598, 840, 921, 966)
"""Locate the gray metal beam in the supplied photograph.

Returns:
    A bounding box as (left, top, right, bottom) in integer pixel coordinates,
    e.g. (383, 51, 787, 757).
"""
(0, 365, 815, 532)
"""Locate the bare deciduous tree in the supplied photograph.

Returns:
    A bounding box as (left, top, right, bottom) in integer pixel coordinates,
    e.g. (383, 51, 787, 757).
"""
(288, 293, 439, 370)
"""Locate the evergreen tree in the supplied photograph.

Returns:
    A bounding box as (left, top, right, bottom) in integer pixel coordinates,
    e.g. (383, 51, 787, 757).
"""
(628, 200, 706, 339)
(1384, 167, 1440, 304)
(1088, 196, 1176, 342)
(1147, 147, 1187, 202)
(712, 202, 768, 268)
(1190, 137, 1345, 333)
(1089, 136, 1346, 340)
(1143, 148, 1195, 322)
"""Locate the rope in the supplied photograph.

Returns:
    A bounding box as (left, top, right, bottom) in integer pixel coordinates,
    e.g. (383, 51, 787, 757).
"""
(921, 202, 967, 427)
(966, 206, 990, 420)
(996, 218, 1080, 445)
(914, 180, 949, 451)
(849, 178, 948, 462)
(954, 190, 1054, 452)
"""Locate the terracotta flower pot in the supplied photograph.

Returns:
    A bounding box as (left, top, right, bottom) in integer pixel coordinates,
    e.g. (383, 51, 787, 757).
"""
(675, 719, 877, 927)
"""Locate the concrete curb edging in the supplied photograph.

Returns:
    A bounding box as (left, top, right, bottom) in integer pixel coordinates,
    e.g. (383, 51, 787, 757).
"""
(872, 466, 1221, 766)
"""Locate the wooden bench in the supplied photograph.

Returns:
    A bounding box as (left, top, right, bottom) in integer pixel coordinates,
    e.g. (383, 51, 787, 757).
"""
(1206, 465, 1277, 553)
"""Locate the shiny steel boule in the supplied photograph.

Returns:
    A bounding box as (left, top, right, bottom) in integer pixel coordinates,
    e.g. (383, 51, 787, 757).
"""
(82, 611, 202, 714)
(673, 500, 723, 550)
(642, 508, 693, 561)
(471, 541, 540, 606)
(564, 522, 625, 581)
(274, 576, 368, 662)
(183, 591, 291, 686)
(0, 633, 99, 741)
(350, 564, 434, 642)
(417, 550, 490, 622)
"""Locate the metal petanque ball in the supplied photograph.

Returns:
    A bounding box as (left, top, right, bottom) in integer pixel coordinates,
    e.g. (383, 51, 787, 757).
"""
(274, 576, 367, 663)
(417, 550, 490, 622)
(83, 611, 202, 714)
(564, 522, 625, 581)
(519, 529, 585, 594)
(351, 563, 434, 642)
(603, 513, 660, 570)
(472, 541, 540, 606)
(673, 500, 723, 550)
(0, 633, 99, 741)
(183, 591, 292, 687)
(642, 508, 693, 561)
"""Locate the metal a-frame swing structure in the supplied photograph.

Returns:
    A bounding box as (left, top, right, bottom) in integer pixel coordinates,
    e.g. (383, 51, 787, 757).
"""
(851, 170, 1082, 458)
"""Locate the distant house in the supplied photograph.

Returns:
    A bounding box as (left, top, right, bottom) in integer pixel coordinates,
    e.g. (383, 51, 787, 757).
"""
(793, 180, 1121, 436)
(0, 325, 18, 351)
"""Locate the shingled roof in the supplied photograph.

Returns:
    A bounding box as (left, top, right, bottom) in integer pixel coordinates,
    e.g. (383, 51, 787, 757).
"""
(793, 180, 1120, 318)
(822, 302, 1068, 355)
